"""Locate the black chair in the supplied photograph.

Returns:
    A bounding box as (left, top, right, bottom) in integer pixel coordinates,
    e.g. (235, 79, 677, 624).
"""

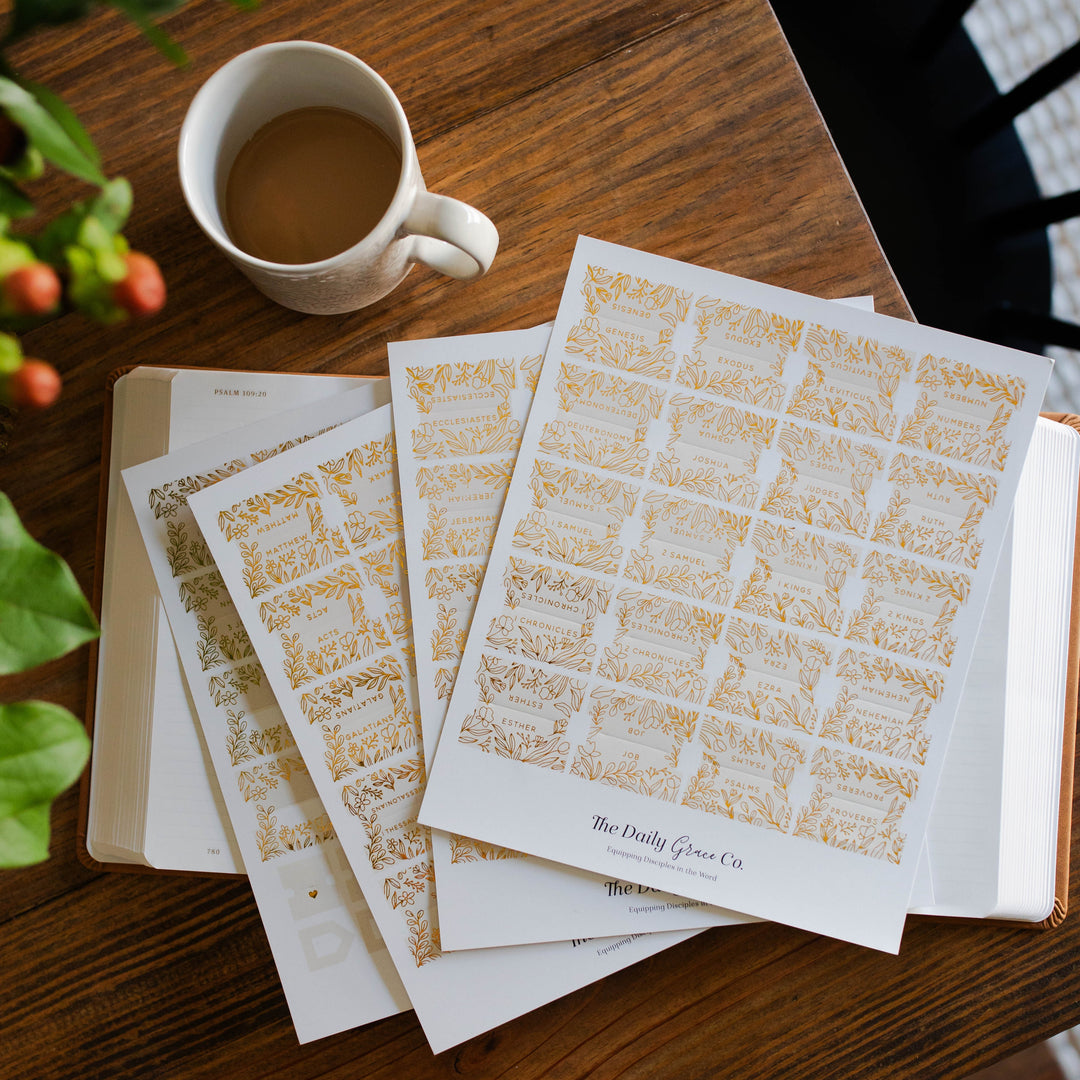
(770, 0, 1080, 354)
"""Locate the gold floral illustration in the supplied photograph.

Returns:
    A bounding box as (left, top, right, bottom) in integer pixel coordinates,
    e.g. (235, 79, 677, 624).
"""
(415, 461, 513, 502)
(565, 263, 690, 377)
(537, 418, 650, 477)
(870, 453, 994, 568)
(424, 562, 485, 604)
(624, 491, 748, 603)
(147, 461, 248, 521)
(236, 754, 308, 802)
(789, 328, 912, 438)
(513, 463, 637, 571)
(512, 514, 622, 574)
(297, 675, 420, 774)
(225, 709, 295, 766)
(318, 435, 397, 507)
(571, 688, 694, 801)
(459, 706, 570, 769)
(217, 474, 322, 541)
(412, 413, 521, 459)
(253, 803, 334, 860)
(459, 655, 580, 770)
(405, 906, 440, 967)
(792, 746, 913, 863)
(383, 860, 434, 910)
(229, 496, 350, 597)
(680, 725, 806, 832)
(278, 813, 335, 852)
(339, 756, 428, 869)
(699, 296, 803, 356)
(345, 503, 404, 550)
(431, 603, 466, 663)
(677, 296, 801, 407)
(818, 686, 932, 766)
(899, 355, 1023, 470)
(404, 357, 517, 414)
(529, 460, 639, 521)
(254, 803, 282, 861)
(503, 557, 612, 621)
(845, 554, 969, 665)
(421, 504, 495, 560)
(248, 429, 333, 465)
(194, 609, 253, 672)
(710, 619, 831, 733)
(448, 835, 525, 863)
(652, 397, 774, 505)
(163, 516, 213, 577)
(520, 351, 544, 392)
(737, 524, 857, 635)
(679, 351, 786, 409)
(762, 427, 882, 537)
(487, 612, 597, 673)
(206, 662, 265, 709)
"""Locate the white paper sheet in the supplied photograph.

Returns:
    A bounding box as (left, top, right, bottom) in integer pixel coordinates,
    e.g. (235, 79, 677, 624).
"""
(389, 326, 741, 947)
(92, 367, 391, 872)
(188, 402, 701, 1053)
(124, 383, 410, 1042)
(418, 237, 1052, 953)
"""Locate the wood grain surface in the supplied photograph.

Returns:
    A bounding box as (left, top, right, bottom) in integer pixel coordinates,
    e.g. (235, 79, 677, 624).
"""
(3, 1, 1068, 1078)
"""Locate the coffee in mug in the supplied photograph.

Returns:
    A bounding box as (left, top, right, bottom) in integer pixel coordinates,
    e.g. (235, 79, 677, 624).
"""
(178, 41, 499, 314)
(224, 106, 402, 264)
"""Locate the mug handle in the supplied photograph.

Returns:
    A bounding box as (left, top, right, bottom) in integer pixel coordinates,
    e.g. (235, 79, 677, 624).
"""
(403, 191, 499, 280)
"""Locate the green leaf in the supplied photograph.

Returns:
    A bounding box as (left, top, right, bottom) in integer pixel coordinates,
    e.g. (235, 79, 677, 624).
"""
(0, 492, 99, 675)
(95, 247, 127, 283)
(0, 174, 34, 218)
(0, 235, 37, 278)
(0, 76, 105, 186)
(107, 0, 187, 65)
(77, 213, 112, 253)
(0, 145, 45, 183)
(32, 199, 90, 264)
(17, 79, 101, 169)
(88, 177, 132, 233)
(0, 334, 22, 374)
(0, 701, 89, 867)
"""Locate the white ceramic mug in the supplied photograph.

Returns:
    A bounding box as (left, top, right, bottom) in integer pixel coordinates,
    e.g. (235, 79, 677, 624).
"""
(178, 41, 499, 314)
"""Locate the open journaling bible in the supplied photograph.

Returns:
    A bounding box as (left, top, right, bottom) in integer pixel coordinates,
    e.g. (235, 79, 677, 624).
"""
(82, 363, 1079, 927)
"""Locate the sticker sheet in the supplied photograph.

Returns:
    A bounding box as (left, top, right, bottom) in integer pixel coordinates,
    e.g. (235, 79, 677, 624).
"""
(418, 236, 1053, 953)
(390, 326, 741, 948)
(123, 384, 409, 1042)
(188, 403, 701, 1053)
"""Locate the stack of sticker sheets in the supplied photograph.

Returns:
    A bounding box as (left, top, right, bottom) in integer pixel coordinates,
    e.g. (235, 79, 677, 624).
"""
(122, 237, 1052, 1051)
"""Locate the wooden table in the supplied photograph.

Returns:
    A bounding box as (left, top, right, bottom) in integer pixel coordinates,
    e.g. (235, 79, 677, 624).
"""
(0, 1, 1069, 1077)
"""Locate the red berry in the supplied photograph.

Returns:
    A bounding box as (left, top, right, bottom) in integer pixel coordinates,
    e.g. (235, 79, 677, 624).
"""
(2, 262, 61, 316)
(111, 251, 165, 317)
(6, 359, 61, 409)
